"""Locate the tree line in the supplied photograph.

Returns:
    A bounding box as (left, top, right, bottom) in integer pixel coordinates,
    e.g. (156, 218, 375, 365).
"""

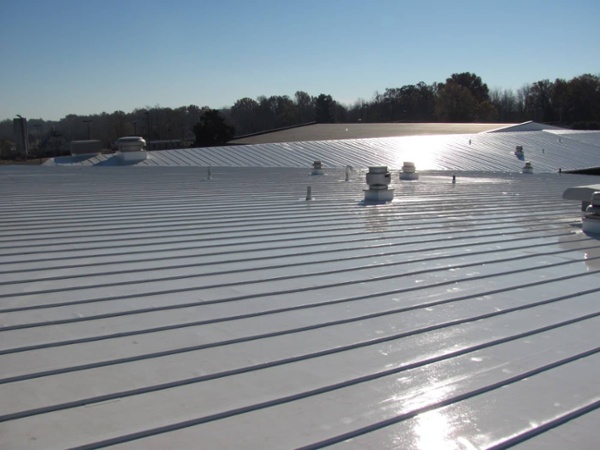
(1, 72, 599, 156)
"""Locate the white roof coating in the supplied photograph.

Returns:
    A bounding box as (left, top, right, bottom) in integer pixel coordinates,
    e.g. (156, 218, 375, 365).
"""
(47, 129, 600, 173)
(2, 160, 600, 449)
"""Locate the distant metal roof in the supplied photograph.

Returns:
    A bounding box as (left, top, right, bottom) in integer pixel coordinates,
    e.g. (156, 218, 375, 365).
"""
(48, 128, 600, 173)
(485, 120, 565, 133)
(231, 123, 513, 144)
(2, 164, 600, 449)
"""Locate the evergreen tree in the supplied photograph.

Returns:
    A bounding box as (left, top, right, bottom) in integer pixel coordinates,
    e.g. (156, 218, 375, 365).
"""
(314, 94, 335, 123)
(193, 109, 235, 147)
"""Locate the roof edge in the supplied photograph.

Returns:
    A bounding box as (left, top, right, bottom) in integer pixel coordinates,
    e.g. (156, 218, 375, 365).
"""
(484, 121, 566, 133)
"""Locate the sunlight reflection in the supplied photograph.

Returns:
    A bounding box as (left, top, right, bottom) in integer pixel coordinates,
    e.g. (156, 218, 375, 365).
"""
(414, 408, 457, 450)
(390, 136, 446, 170)
(385, 376, 464, 449)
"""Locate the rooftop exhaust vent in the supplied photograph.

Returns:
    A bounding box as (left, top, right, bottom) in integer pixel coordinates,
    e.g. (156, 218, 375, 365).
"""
(311, 160, 324, 175)
(399, 161, 419, 180)
(115, 136, 148, 162)
(515, 145, 524, 155)
(364, 166, 394, 202)
(522, 161, 533, 174)
(582, 191, 600, 235)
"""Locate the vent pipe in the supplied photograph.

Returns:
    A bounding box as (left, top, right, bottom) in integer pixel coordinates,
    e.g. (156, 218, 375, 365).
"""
(399, 161, 419, 180)
(306, 186, 312, 200)
(582, 191, 600, 235)
(364, 166, 394, 202)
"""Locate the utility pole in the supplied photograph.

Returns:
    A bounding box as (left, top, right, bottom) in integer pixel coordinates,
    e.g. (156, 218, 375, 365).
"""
(144, 111, 150, 138)
(83, 119, 92, 140)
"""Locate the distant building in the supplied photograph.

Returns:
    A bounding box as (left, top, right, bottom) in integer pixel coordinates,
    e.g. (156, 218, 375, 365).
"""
(70, 140, 103, 156)
(146, 139, 188, 151)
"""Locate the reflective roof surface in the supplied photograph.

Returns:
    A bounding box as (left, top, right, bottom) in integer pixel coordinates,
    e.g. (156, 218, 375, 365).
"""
(49, 129, 600, 173)
(2, 160, 600, 448)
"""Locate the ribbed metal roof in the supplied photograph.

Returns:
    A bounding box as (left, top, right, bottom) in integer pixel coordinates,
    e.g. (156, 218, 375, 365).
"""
(230, 123, 512, 144)
(2, 164, 600, 449)
(49, 129, 600, 173)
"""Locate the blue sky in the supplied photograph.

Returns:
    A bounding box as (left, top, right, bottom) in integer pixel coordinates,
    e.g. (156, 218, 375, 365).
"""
(1, 0, 599, 121)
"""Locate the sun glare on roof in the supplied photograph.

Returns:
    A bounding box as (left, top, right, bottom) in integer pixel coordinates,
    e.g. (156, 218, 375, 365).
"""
(413, 408, 458, 449)
(390, 136, 443, 171)
(387, 372, 464, 448)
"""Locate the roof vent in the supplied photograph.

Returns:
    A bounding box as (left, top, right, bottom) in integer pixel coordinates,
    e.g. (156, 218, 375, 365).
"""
(522, 161, 533, 174)
(582, 191, 600, 235)
(364, 166, 394, 202)
(515, 145, 524, 155)
(399, 161, 419, 180)
(311, 160, 324, 175)
(115, 136, 147, 162)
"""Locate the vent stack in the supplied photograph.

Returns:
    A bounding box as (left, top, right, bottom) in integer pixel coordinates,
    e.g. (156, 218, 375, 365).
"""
(400, 161, 419, 180)
(582, 191, 600, 235)
(311, 160, 324, 176)
(522, 161, 534, 174)
(364, 166, 394, 202)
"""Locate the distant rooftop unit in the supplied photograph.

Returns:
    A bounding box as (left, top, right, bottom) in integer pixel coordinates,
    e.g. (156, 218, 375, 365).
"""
(115, 136, 146, 152)
(147, 139, 187, 151)
(115, 136, 147, 162)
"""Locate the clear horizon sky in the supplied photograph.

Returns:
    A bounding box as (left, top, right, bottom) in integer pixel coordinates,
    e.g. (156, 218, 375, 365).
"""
(1, 0, 599, 122)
